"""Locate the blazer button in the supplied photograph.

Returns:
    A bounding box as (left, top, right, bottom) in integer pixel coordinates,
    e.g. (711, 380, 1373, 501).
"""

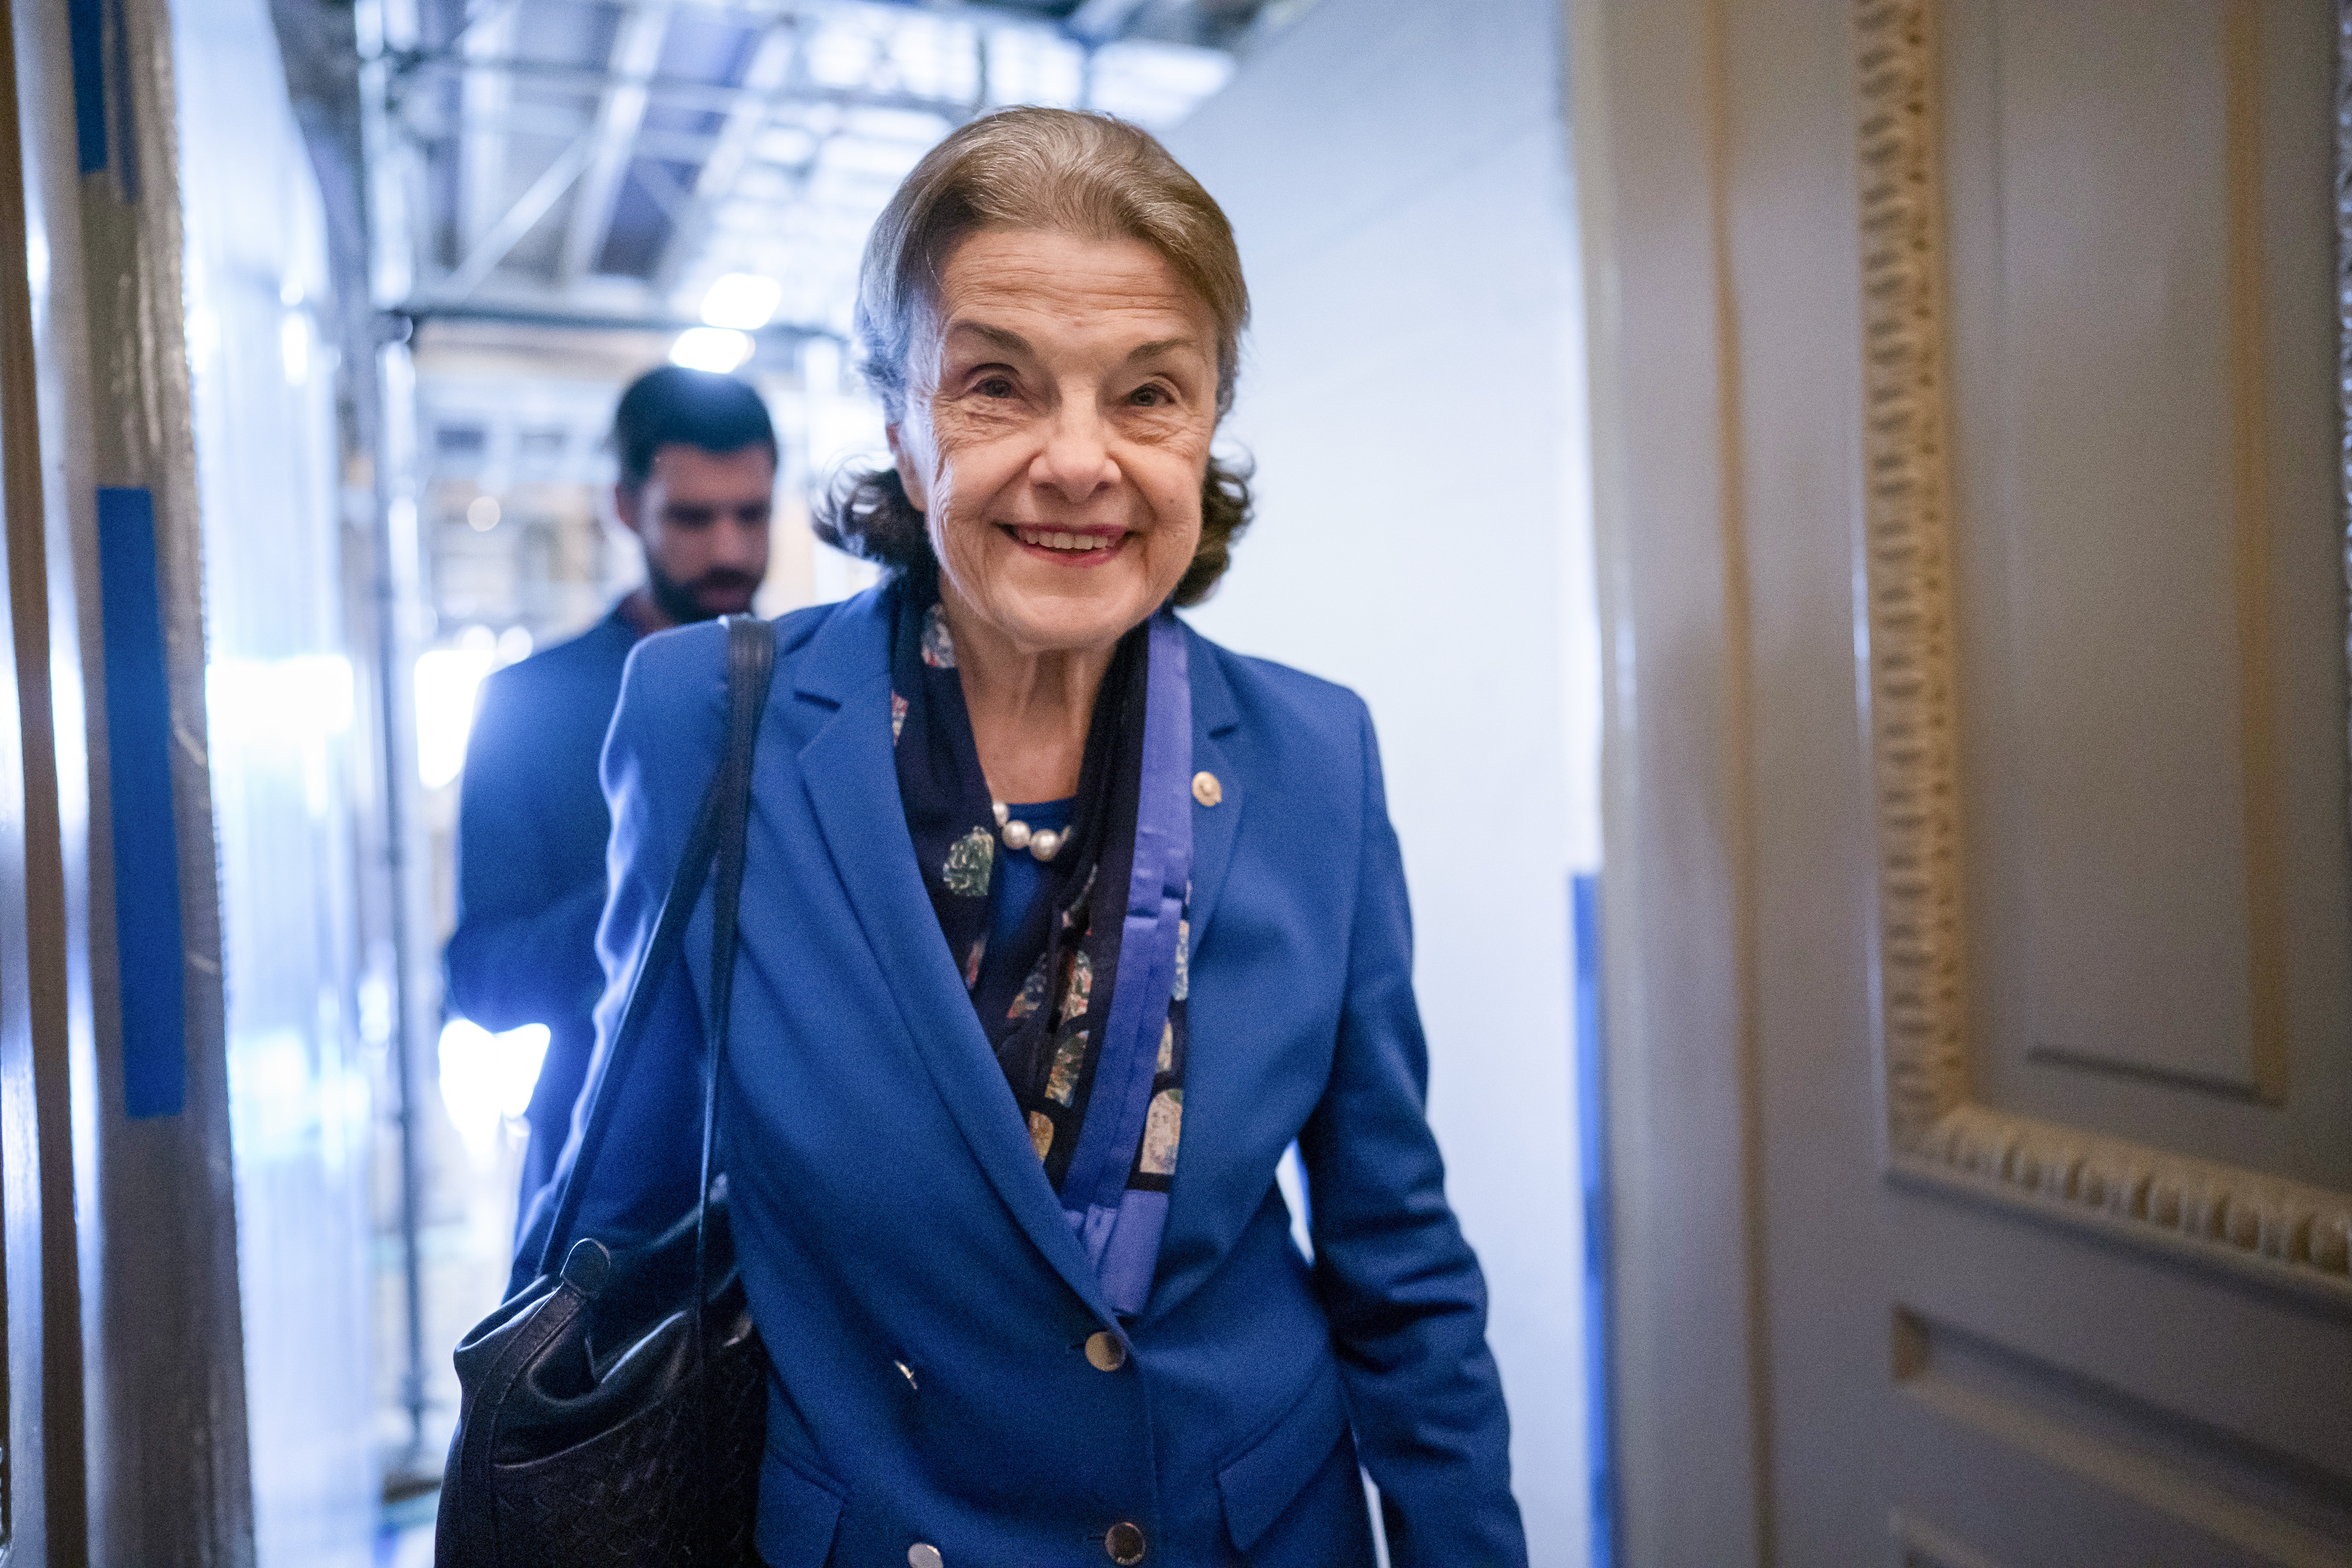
(1191, 771, 1222, 807)
(908, 1546, 943, 1568)
(1105, 1521, 1147, 1563)
(1084, 1330, 1128, 1371)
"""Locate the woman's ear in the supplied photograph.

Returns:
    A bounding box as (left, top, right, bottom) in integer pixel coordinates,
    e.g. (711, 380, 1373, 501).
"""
(885, 423, 931, 512)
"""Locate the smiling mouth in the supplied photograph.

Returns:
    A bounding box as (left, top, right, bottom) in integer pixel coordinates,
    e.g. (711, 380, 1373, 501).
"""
(1005, 525, 1125, 557)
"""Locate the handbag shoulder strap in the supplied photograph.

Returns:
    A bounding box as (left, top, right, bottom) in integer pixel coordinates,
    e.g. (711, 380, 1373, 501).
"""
(692, 613, 769, 1292)
(536, 614, 776, 1278)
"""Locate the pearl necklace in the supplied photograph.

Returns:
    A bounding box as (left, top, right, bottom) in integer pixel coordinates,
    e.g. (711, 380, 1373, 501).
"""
(991, 801, 1066, 863)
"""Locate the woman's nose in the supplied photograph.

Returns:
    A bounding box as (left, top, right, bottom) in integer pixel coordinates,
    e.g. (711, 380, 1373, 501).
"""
(1030, 406, 1119, 503)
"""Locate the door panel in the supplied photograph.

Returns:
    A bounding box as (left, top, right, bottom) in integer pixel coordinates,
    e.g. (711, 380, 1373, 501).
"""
(1867, 0, 2352, 1554)
(1888, 1192, 2352, 1488)
(1859, 0, 2352, 1292)
(1894, 1411, 2347, 1568)
(1943, 0, 2351, 1167)
(1585, 0, 2352, 1560)
(1961, 0, 2298, 1105)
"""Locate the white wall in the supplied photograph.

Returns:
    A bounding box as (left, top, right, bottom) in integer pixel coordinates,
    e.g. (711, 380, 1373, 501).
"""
(1165, 2, 1599, 1561)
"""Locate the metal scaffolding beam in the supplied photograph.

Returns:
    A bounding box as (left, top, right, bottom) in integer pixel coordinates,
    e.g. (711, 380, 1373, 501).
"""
(556, 2, 674, 284)
(652, 19, 798, 294)
(442, 128, 598, 296)
(399, 103, 731, 166)
(392, 297, 836, 336)
(457, 2, 518, 255)
(392, 48, 980, 123)
(376, 0, 1249, 320)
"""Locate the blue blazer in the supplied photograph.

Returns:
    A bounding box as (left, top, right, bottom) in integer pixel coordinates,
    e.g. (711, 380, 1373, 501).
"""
(529, 583, 1526, 1568)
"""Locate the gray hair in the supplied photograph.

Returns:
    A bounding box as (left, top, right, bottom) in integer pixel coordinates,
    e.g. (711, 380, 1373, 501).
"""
(814, 107, 1253, 606)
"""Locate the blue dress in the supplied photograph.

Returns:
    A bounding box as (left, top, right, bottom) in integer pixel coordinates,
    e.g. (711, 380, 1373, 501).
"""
(523, 582, 1526, 1567)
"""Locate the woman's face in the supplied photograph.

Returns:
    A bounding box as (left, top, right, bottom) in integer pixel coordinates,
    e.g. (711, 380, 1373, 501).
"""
(887, 227, 1219, 657)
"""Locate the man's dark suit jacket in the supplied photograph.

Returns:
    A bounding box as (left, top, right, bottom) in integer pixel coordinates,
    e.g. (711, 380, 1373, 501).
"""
(445, 605, 638, 1206)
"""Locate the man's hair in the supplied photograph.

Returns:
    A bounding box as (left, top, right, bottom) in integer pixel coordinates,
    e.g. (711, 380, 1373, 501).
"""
(610, 366, 779, 491)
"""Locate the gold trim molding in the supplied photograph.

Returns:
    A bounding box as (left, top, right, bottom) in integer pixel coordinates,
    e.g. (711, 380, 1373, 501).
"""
(1851, 0, 2352, 1300)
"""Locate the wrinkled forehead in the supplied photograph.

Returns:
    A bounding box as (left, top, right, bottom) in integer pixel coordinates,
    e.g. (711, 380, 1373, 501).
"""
(904, 227, 1225, 374)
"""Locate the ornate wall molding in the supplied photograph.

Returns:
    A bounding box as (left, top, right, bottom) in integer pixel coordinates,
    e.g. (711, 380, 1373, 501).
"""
(1851, 0, 2352, 1302)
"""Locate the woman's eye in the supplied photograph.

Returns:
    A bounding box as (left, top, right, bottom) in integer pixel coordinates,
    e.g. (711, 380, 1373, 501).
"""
(1128, 384, 1170, 407)
(976, 376, 1015, 398)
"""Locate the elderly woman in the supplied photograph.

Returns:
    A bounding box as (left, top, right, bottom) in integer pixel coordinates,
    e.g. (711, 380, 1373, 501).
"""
(533, 108, 1525, 1566)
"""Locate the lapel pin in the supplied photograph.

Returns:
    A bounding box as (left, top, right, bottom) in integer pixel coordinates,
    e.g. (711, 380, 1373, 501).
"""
(1192, 771, 1222, 807)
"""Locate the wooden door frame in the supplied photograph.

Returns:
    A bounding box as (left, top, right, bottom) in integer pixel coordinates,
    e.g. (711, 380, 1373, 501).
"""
(1577, 1, 2352, 1561)
(0, 0, 97, 1553)
(1572, 0, 1774, 1560)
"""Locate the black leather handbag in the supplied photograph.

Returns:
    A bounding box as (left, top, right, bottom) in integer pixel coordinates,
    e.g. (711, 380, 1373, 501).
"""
(438, 613, 777, 1567)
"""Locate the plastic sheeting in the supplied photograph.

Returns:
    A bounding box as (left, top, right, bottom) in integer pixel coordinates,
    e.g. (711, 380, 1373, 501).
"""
(173, 0, 376, 1559)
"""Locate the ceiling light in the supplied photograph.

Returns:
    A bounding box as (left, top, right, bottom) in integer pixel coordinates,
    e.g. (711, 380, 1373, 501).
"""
(670, 327, 754, 374)
(699, 272, 783, 330)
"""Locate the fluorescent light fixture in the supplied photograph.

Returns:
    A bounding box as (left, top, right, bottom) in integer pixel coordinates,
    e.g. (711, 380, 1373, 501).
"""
(280, 311, 309, 384)
(437, 1018, 551, 1168)
(206, 654, 355, 748)
(700, 271, 782, 330)
(670, 326, 755, 373)
(413, 642, 495, 789)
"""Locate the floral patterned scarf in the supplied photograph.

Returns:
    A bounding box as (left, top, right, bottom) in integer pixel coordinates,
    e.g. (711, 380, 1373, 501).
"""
(889, 572, 1189, 1313)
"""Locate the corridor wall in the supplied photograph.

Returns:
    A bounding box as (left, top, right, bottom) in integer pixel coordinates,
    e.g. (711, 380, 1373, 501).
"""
(171, 0, 376, 1557)
(33, 0, 374, 1549)
(1166, 2, 1600, 1561)
(0, 0, 378, 1539)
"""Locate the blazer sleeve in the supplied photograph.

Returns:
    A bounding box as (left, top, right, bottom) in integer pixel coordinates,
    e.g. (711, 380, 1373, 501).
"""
(511, 635, 721, 1291)
(1296, 702, 1527, 1568)
(446, 670, 606, 1035)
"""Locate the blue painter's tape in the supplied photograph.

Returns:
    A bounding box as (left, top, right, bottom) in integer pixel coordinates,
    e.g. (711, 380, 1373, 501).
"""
(66, 0, 106, 174)
(1572, 872, 1616, 1568)
(97, 487, 184, 1118)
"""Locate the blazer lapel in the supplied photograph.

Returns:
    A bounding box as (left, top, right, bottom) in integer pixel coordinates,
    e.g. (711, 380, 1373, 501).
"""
(1179, 623, 1243, 961)
(791, 593, 1113, 1319)
(1141, 629, 1246, 1320)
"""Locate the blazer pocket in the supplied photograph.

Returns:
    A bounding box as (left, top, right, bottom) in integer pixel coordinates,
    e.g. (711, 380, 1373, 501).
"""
(1215, 1357, 1351, 1553)
(755, 1446, 847, 1566)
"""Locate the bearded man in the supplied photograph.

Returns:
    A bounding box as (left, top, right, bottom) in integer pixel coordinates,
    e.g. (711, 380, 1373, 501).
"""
(446, 364, 777, 1211)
